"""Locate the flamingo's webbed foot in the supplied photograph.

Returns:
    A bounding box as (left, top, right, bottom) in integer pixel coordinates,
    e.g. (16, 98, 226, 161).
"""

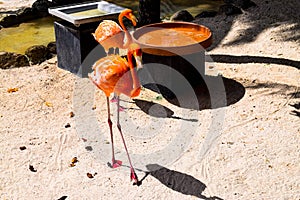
(110, 96, 125, 111)
(130, 169, 141, 186)
(118, 106, 125, 112)
(110, 96, 118, 103)
(109, 159, 122, 168)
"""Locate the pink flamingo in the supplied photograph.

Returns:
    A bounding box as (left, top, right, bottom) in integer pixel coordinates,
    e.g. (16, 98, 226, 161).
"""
(89, 43, 142, 185)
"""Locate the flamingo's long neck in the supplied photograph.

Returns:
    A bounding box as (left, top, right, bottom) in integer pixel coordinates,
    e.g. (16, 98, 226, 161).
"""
(127, 49, 140, 97)
(118, 13, 132, 49)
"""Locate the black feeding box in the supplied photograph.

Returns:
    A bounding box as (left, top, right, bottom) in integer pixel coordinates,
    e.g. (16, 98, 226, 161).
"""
(48, 1, 126, 77)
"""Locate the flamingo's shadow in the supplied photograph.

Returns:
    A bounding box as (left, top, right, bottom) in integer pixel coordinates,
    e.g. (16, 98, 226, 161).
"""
(142, 164, 223, 200)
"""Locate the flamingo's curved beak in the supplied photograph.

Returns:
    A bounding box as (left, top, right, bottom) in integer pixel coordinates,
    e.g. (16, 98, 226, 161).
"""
(128, 13, 138, 27)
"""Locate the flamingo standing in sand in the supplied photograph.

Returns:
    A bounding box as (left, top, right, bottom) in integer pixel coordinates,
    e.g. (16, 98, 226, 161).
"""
(89, 43, 142, 185)
(92, 9, 139, 104)
(92, 9, 138, 54)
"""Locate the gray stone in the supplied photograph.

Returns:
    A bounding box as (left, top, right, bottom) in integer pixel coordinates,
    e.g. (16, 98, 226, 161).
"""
(31, 0, 53, 17)
(17, 7, 37, 22)
(25, 45, 50, 65)
(47, 42, 56, 54)
(195, 11, 218, 19)
(223, 0, 257, 9)
(0, 52, 29, 69)
(219, 4, 243, 16)
(170, 10, 194, 22)
(0, 14, 18, 28)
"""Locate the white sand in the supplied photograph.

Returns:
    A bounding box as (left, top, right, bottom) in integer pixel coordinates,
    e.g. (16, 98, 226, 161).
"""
(0, 0, 299, 199)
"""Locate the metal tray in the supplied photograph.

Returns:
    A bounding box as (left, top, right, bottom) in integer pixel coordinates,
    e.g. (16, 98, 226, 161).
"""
(48, 1, 125, 26)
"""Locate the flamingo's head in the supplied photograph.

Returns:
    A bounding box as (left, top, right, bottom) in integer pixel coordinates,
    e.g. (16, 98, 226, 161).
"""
(121, 9, 138, 27)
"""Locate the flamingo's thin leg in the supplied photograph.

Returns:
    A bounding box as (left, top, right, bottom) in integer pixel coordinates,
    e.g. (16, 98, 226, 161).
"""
(114, 47, 119, 55)
(107, 96, 122, 168)
(116, 96, 139, 183)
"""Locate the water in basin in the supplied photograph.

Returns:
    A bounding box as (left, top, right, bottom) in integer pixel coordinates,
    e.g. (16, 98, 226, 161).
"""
(138, 27, 208, 47)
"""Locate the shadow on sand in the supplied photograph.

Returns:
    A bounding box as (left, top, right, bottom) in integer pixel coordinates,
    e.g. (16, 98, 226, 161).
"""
(142, 164, 223, 200)
(138, 76, 245, 111)
(207, 54, 300, 70)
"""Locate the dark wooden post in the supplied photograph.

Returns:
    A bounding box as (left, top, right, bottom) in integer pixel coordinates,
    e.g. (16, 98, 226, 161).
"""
(138, 0, 161, 27)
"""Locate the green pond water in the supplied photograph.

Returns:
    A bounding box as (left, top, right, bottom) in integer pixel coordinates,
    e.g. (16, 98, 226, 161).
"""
(0, 17, 55, 54)
(0, 0, 223, 54)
